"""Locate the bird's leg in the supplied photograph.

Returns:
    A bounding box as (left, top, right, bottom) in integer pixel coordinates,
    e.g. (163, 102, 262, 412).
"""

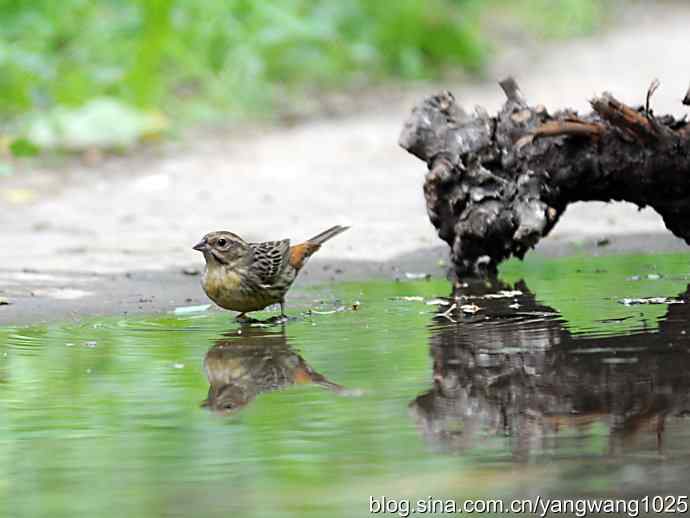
(266, 301, 290, 325)
(236, 313, 262, 325)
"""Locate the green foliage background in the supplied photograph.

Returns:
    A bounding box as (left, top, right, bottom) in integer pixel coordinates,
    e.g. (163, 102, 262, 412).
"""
(0, 0, 603, 127)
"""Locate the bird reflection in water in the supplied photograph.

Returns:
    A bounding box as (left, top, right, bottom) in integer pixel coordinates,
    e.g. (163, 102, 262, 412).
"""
(202, 326, 351, 414)
(410, 279, 690, 460)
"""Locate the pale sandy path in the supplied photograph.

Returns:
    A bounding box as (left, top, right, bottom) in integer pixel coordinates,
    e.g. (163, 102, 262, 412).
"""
(1, 2, 689, 284)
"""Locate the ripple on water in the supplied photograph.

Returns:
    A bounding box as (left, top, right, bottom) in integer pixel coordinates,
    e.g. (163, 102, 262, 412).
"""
(2, 253, 690, 514)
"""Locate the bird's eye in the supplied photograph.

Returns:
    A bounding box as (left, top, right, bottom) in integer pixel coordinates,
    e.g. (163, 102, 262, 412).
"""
(217, 238, 228, 247)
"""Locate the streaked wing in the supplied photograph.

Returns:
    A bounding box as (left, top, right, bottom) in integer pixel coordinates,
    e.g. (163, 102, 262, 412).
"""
(248, 239, 291, 286)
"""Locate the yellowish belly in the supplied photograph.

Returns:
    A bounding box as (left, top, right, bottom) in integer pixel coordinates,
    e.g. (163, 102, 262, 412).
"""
(202, 268, 275, 312)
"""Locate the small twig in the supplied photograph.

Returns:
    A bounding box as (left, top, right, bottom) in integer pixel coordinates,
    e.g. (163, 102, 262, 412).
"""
(592, 89, 678, 144)
(644, 79, 675, 138)
(499, 77, 526, 106)
(532, 120, 604, 140)
(646, 78, 660, 115)
(591, 92, 660, 142)
(683, 82, 690, 106)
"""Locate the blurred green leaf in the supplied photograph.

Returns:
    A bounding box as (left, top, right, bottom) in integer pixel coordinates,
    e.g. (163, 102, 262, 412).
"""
(26, 98, 167, 151)
(0, 0, 605, 151)
(9, 137, 40, 157)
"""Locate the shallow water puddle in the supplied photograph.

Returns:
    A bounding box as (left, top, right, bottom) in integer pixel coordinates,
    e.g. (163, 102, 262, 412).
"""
(1, 252, 690, 517)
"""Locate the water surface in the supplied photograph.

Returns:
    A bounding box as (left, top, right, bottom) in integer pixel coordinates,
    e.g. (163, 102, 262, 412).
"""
(2, 253, 690, 517)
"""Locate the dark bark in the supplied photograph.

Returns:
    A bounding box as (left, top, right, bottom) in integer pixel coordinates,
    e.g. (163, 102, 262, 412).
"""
(399, 78, 690, 278)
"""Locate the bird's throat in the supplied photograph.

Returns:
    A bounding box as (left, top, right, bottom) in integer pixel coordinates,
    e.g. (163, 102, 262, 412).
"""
(210, 249, 229, 265)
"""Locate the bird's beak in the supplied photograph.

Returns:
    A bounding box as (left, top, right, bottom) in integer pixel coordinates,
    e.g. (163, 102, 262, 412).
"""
(193, 239, 208, 252)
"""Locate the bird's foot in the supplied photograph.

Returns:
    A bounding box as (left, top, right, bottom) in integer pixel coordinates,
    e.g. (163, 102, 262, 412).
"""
(235, 313, 292, 326)
(265, 314, 292, 325)
(235, 313, 261, 325)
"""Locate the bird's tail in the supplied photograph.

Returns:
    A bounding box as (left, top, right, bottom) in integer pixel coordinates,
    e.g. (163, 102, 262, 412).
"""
(289, 225, 349, 269)
(307, 225, 349, 245)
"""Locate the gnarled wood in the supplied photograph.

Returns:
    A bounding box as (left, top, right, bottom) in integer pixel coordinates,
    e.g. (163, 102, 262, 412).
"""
(399, 79, 690, 277)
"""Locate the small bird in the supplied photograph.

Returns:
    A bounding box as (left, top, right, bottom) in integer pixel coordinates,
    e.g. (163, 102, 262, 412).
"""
(193, 225, 349, 320)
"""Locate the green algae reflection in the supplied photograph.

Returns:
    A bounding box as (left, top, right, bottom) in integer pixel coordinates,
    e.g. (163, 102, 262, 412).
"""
(1, 252, 690, 517)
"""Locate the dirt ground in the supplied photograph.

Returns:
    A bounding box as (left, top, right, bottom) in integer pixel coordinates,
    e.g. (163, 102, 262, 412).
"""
(2, 2, 690, 325)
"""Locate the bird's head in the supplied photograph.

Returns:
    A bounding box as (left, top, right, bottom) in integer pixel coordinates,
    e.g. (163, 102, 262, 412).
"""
(201, 383, 253, 415)
(193, 231, 249, 266)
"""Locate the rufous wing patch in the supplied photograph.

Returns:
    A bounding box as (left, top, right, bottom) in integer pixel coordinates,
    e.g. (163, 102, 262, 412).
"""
(289, 242, 320, 269)
(293, 367, 313, 384)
